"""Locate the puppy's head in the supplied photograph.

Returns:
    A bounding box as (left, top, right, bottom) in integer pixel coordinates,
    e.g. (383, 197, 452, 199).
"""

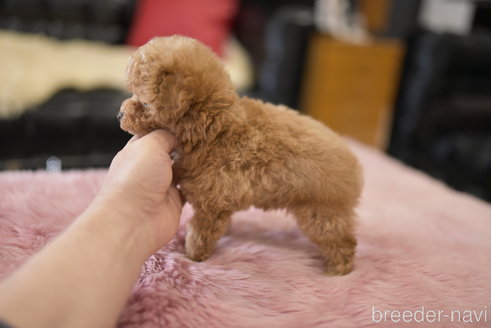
(118, 35, 237, 136)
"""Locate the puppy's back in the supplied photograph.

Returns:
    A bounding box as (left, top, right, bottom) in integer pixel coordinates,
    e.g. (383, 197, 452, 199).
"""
(234, 96, 363, 207)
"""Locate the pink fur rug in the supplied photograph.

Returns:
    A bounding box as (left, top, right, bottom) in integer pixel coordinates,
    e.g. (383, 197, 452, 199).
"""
(0, 142, 490, 327)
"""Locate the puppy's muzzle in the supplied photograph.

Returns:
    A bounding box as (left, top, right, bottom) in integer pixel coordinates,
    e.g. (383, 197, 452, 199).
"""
(117, 112, 124, 121)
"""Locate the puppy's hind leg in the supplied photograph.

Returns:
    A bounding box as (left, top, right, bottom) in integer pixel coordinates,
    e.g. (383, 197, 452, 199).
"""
(185, 210, 232, 262)
(292, 205, 357, 276)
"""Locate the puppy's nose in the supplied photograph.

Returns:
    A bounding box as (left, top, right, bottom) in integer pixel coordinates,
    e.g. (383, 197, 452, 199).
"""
(117, 112, 124, 121)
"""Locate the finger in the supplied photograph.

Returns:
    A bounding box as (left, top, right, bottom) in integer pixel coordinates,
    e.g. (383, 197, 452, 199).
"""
(170, 182, 186, 205)
(177, 189, 186, 205)
(144, 129, 176, 153)
(167, 186, 184, 210)
(126, 135, 139, 145)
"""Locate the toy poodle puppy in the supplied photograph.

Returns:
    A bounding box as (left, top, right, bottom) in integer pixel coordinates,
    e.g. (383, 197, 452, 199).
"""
(118, 36, 363, 275)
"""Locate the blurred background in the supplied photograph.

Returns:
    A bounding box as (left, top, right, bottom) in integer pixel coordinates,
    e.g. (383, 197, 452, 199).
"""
(0, 0, 489, 201)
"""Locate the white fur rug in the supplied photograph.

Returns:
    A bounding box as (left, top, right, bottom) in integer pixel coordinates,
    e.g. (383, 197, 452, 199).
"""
(0, 31, 132, 118)
(0, 31, 252, 119)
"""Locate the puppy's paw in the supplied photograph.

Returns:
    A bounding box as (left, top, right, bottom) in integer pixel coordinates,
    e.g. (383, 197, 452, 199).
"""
(185, 230, 212, 262)
(324, 261, 353, 276)
(185, 248, 208, 262)
(185, 241, 208, 262)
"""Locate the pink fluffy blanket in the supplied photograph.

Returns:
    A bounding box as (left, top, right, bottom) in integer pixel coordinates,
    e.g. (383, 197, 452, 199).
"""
(0, 142, 490, 327)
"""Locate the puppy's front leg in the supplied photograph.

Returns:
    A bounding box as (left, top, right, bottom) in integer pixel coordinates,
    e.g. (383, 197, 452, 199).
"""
(185, 210, 232, 262)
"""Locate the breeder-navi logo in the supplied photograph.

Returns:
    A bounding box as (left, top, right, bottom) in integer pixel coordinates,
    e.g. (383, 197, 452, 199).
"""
(371, 306, 489, 324)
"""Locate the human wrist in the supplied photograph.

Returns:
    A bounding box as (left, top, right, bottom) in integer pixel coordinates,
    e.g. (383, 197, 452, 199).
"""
(79, 198, 157, 259)
(82, 179, 181, 256)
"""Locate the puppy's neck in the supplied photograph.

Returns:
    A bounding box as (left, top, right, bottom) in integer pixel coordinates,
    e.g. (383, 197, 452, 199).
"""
(170, 101, 244, 154)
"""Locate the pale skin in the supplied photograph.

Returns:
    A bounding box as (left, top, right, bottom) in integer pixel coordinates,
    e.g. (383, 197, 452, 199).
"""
(0, 129, 182, 328)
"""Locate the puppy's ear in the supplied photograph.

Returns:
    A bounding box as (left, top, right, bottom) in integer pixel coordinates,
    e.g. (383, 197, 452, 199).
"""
(151, 68, 195, 118)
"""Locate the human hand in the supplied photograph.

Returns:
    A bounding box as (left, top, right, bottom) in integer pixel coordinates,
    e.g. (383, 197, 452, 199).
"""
(90, 129, 183, 254)
(0, 130, 183, 328)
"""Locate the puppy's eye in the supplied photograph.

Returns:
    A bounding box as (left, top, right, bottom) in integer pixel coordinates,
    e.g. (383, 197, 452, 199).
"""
(141, 102, 150, 107)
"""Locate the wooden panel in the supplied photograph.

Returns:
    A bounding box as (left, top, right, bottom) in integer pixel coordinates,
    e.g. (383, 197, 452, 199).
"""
(359, 0, 393, 34)
(300, 33, 404, 149)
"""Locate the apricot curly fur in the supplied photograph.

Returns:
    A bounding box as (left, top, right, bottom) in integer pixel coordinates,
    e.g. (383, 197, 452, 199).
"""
(119, 35, 363, 275)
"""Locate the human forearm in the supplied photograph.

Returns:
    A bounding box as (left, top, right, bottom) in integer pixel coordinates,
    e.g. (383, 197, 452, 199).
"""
(0, 203, 155, 328)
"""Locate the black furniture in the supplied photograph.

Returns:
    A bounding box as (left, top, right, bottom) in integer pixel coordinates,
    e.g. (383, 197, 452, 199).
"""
(0, 0, 136, 170)
(389, 29, 490, 201)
